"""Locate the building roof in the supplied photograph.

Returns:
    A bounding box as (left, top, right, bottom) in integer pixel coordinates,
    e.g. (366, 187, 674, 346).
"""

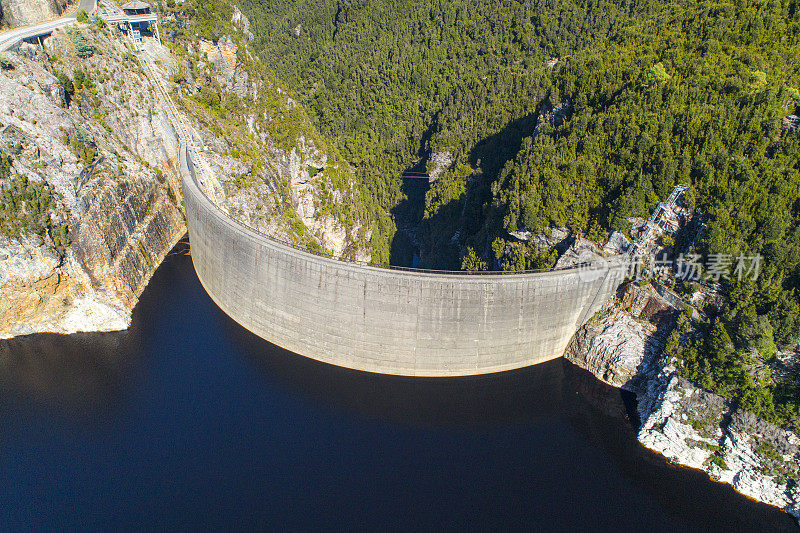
(121, 1, 151, 10)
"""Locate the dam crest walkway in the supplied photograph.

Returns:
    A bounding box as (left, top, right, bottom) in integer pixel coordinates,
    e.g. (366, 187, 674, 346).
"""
(149, 42, 628, 376)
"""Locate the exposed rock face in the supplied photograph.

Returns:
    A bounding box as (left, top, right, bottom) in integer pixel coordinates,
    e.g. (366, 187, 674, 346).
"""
(427, 151, 452, 180)
(638, 368, 800, 521)
(0, 24, 185, 338)
(637, 368, 729, 470)
(534, 98, 571, 136)
(205, 129, 365, 260)
(716, 411, 800, 517)
(567, 292, 800, 523)
(509, 226, 570, 250)
(565, 309, 660, 392)
(603, 230, 631, 254)
(0, 235, 60, 288)
(172, 23, 370, 261)
(0, 235, 122, 338)
(554, 236, 605, 269)
(230, 6, 254, 42)
(0, 0, 69, 28)
(198, 36, 249, 99)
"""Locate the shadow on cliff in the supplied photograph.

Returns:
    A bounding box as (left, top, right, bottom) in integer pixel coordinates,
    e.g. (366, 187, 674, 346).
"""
(468, 112, 538, 179)
(388, 171, 429, 267)
(389, 112, 540, 269)
(388, 119, 435, 267)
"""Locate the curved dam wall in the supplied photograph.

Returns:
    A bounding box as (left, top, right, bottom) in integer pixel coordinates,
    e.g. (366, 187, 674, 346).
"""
(181, 147, 628, 376)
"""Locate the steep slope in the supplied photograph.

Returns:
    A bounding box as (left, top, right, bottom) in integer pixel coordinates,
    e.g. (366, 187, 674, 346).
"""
(0, 0, 73, 28)
(0, 22, 185, 337)
(0, 6, 373, 338)
(159, 1, 372, 260)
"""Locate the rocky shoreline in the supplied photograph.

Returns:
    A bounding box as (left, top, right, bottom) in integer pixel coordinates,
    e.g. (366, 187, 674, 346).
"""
(566, 287, 800, 524)
(0, 5, 374, 338)
(0, 24, 186, 338)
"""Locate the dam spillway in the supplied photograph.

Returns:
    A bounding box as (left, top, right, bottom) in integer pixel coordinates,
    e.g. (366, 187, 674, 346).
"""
(180, 148, 627, 376)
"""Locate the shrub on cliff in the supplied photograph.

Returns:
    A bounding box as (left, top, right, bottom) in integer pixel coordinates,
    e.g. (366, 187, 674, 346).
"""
(69, 127, 97, 168)
(67, 25, 95, 58)
(0, 152, 10, 179)
(73, 68, 93, 92)
(54, 70, 74, 98)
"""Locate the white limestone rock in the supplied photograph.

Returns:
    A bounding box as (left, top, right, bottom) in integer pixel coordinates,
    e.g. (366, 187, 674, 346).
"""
(565, 309, 658, 391)
(509, 226, 570, 249)
(51, 294, 130, 334)
(231, 6, 254, 41)
(711, 411, 800, 521)
(603, 230, 631, 255)
(0, 234, 59, 290)
(637, 369, 724, 470)
(1, 0, 68, 28)
(10, 293, 130, 338)
(555, 236, 605, 269)
(427, 151, 453, 180)
(637, 368, 800, 523)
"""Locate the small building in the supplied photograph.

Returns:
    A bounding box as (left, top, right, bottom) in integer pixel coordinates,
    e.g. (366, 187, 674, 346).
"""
(121, 1, 152, 16)
(103, 1, 161, 45)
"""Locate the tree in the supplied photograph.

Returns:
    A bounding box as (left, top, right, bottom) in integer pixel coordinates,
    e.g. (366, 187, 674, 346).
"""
(461, 247, 487, 272)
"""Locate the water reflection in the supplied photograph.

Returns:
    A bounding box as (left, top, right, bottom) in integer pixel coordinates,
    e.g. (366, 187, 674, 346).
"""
(220, 303, 797, 531)
(223, 317, 564, 429)
(0, 329, 138, 417)
(0, 240, 795, 531)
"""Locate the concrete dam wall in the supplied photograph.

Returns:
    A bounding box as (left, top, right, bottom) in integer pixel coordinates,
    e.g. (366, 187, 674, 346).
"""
(181, 147, 628, 376)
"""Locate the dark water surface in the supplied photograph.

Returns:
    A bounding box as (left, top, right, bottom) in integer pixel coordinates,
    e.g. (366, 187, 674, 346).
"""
(0, 240, 796, 532)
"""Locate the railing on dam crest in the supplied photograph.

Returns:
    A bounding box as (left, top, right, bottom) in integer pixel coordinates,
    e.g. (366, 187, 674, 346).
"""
(179, 143, 625, 278)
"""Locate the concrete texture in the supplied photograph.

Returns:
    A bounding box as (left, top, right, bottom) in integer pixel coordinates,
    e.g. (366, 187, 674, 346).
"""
(181, 147, 628, 376)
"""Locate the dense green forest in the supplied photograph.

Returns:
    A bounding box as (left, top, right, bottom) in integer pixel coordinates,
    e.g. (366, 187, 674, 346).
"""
(198, 0, 800, 427)
(238, 0, 668, 264)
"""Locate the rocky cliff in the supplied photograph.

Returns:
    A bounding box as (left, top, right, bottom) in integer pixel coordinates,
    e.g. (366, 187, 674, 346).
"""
(161, 6, 372, 261)
(0, 22, 185, 338)
(0, 7, 374, 338)
(638, 367, 800, 519)
(0, 0, 71, 28)
(566, 284, 800, 523)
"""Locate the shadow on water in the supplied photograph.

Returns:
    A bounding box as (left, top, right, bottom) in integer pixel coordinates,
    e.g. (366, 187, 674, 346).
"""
(215, 294, 798, 531)
(0, 240, 796, 531)
(0, 240, 190, 420)
(221, 312, 564, 429)
(0, 330, 138, 422)
(223, 315, 798, 531)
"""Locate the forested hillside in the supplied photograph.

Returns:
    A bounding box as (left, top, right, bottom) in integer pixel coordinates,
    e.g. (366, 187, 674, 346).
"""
(238, 0, 666, 263)
(229, 0, 800, 427)
(155, 0, 375, 259)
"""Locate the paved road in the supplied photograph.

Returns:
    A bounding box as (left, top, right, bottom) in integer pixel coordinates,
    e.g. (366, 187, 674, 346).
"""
(0, 0, 97, 53)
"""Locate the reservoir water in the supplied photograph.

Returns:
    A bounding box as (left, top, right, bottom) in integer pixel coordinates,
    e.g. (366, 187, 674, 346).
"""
(0, 240, 796, 531)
